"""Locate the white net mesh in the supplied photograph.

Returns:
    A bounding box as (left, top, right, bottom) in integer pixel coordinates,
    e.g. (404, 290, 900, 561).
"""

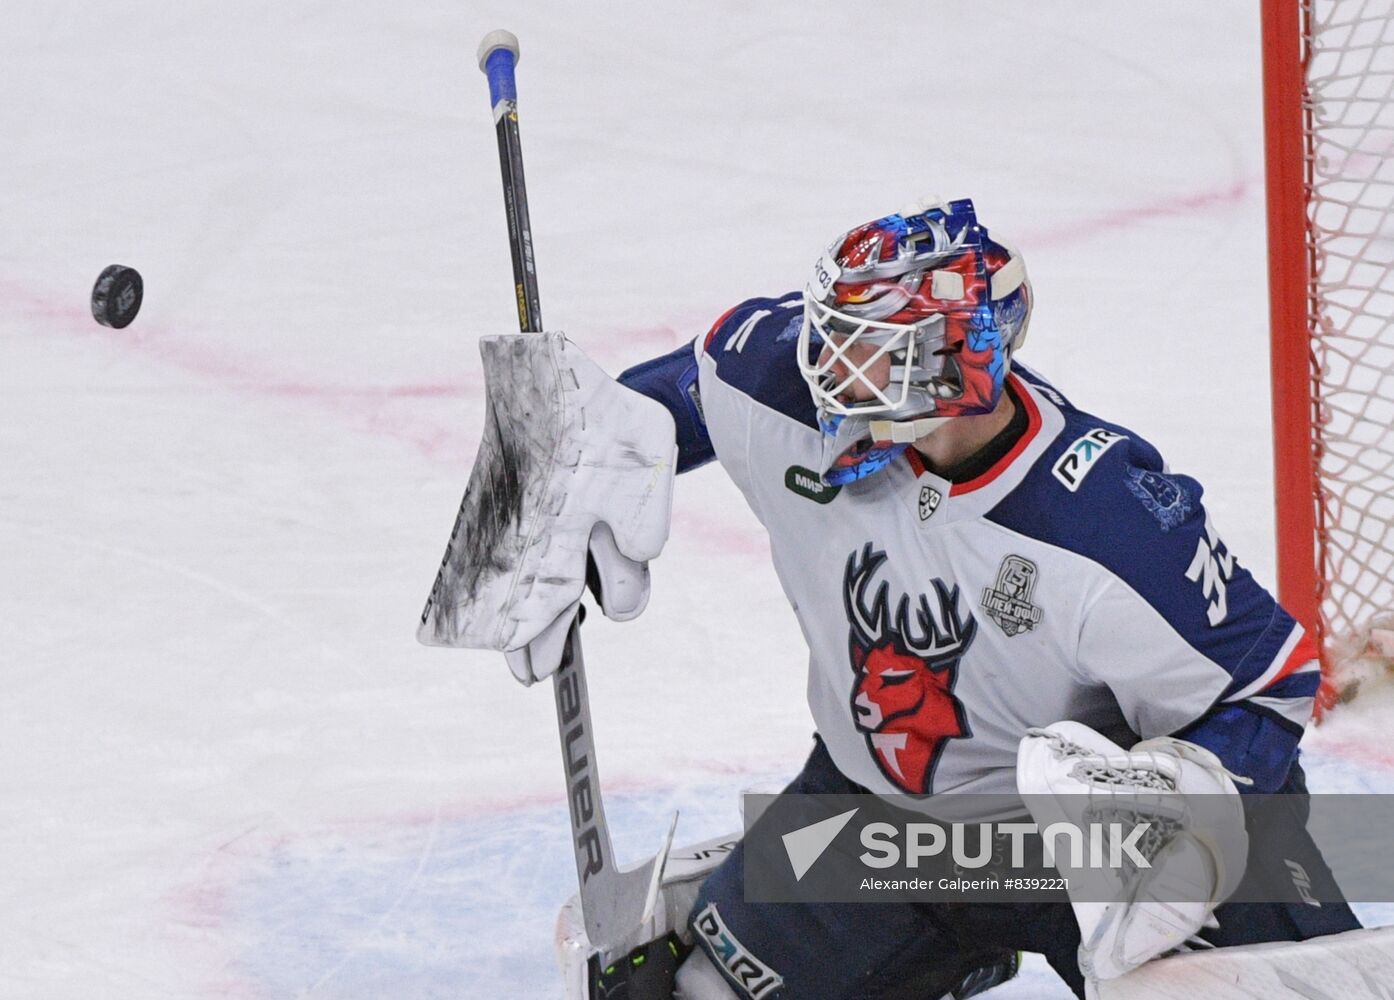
(1308, 0, 1394, 682)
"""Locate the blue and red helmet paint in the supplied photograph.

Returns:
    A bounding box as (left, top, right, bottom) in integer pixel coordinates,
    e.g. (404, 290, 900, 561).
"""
(798, 198, 1032, 485)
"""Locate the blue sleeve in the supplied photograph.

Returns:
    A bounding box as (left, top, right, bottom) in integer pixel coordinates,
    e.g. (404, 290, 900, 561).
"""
(697, 292, 819, 430)
(1176, 666, 1320, 793)
(618, 339, 714, 474)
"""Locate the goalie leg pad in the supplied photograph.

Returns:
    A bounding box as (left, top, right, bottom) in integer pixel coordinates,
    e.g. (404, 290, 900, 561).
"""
(673, 946, 742, 999)
(1198, 758, 1359, 951)
(1088, 925, 1394, 1000)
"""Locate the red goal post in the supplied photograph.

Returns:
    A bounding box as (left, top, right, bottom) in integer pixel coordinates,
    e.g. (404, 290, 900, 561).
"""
(1264, 0, 1394, 707)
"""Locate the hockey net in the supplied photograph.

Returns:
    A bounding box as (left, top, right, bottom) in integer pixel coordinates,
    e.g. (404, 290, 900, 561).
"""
(1268, 0, 1394, 704)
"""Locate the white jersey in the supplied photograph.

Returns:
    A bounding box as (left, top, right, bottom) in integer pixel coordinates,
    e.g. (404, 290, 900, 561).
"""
(688, 292, 1318, 798)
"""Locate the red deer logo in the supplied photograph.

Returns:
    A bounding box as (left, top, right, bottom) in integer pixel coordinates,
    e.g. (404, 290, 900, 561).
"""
(843, 544, 975, 794)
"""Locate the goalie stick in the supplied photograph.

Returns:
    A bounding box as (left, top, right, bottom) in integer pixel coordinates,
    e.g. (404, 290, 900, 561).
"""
(473, 30, 674, 953)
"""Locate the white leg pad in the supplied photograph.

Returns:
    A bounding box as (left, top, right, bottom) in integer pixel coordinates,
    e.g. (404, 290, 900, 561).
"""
(675, 947, 743, 1000)
(1088, 925, 1394, 999)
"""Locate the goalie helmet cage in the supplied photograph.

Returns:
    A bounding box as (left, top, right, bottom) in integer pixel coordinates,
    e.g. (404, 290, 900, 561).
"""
(1265, 0, 1394, 705)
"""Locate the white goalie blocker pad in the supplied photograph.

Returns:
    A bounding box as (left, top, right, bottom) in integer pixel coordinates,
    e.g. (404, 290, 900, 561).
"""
(1089, 925, 1394, 1000)
(555, 833, 739, 999)
(417, 332, 677, 684)
(1017, 721, 1249, 982)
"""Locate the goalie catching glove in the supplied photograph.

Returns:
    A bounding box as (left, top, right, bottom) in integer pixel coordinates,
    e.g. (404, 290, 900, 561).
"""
(418, 332, 678, 684)
(1017, 721, 1251, 982)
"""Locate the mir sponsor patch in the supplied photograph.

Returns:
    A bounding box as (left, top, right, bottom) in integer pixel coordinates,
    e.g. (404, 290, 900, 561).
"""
(1124, 466, 1193, 531)
(692, 903, 784, 998)
(785, 465, 841, 504)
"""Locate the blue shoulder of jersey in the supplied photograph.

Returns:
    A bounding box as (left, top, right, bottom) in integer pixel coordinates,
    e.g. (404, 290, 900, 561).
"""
(698, 291, 818, 430)
(617, 292, 812, 472)
(986, 385, 1298, 707)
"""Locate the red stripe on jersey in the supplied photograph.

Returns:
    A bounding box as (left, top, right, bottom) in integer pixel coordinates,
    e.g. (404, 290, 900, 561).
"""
(1264, 630, 1320, 691)
(950, 375, 1043, 496)
(702, 304, 741, 354)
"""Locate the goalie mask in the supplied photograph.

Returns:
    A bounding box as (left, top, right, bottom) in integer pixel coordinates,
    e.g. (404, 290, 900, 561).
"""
(797, 198, 1032, 485)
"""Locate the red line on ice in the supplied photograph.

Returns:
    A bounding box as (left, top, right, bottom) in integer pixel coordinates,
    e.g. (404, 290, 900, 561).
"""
(0, 176, 1254, 462)
(1022, 178, 1254, 248)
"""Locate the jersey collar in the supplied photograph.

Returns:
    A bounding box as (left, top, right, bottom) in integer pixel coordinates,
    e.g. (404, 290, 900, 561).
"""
(898, 374, 1063, 523)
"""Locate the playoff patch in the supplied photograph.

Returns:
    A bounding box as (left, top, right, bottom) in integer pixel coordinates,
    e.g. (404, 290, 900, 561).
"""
(981, 555, 1044, 637)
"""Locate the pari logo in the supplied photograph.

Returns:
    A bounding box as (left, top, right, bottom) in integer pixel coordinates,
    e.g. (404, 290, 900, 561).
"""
(843, 545, 975, 794)
(1052, 427, 1127, 491)
(693, 904, 783, 998)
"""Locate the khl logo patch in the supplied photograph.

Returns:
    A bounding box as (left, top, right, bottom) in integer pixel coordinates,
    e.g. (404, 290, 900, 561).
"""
(981, 555, 1044, 637)
(918, 485, 942, 521)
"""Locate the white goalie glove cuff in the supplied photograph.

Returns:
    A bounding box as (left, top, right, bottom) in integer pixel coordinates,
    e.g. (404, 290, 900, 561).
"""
(417, 332, 678, 684)
(1017, 721, 1250, 982)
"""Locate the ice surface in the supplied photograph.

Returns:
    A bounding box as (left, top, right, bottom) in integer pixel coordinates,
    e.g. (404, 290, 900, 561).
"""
(2, 3, 1391, 997)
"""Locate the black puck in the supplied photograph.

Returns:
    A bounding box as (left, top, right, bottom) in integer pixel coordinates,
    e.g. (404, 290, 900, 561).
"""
(91, 265, 143, 329)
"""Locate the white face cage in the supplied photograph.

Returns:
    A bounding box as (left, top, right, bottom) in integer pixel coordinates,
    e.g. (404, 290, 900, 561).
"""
(796, 286, 951, 417)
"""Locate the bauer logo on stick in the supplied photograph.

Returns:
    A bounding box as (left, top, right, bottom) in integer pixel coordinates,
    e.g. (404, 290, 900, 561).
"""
(91, 265, 143, 329)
